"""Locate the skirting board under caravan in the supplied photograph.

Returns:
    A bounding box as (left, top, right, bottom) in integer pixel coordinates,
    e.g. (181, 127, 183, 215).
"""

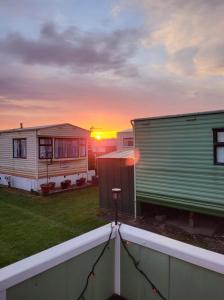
(0, 170, 95, 192)
(0, 174, 38, 191)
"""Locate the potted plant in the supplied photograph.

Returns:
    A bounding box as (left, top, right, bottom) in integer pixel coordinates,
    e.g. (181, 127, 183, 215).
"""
(48, 182, 56, 190)
(76, 179, 81, 186)
(61, 181, 67, 189)
(64, 179, 71, 187)
(40, 183, 51, 195)
(92, 175, 98, 185)
(80, 177, 86, 184)
(76, 177, 86, 186)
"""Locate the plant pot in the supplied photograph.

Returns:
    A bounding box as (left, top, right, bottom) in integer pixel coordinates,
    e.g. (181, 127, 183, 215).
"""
(76, 179, 81, 186)
(61, 181, 68, 189)
(40, 184, 50, 195)
(76, 178, 85, 186)
(80, 177, 86, 184)
(64, 179, 71, 187)
(48, 182, 56, 190)
(92, 175, 98, 185)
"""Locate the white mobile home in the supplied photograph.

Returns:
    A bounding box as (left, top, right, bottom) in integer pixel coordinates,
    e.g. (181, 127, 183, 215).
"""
(0, 123, 89, 191)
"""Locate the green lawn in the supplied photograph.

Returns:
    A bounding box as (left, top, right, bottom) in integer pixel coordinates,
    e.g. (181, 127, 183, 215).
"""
(0, 186, 105, 268)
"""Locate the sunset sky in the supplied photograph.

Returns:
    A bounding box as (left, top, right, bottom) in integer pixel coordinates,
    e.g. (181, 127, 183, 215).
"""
(0, 0, 224, 131)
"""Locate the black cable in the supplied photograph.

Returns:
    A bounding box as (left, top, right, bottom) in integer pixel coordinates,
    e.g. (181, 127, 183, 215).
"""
(76, 224, 114, 300)
(118, 224, 167, 300)
(76, 223, 167, 300)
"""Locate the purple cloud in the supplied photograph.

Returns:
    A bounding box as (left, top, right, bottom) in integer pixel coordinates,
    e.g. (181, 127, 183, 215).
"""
(0, 22, 141, 75)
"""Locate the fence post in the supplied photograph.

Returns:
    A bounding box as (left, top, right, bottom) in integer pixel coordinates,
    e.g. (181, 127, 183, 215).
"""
(114, 224, 121, 295)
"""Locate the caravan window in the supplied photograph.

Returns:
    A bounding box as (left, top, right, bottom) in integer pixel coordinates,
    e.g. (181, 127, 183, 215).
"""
(39, 138, 53, 159)
(213, 129, 224, 164)
(54, 138, 79, 158)
(123, 137, 133, 147)
(13, 139, 27, 159)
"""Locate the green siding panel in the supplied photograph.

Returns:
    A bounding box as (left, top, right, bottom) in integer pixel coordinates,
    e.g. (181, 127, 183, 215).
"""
(120, 242, 224, 300)
(135, 111, 224, 216)
(120, 243, 169, 300)
(169, 258, 224, 300)
(7, 241, 115, 300)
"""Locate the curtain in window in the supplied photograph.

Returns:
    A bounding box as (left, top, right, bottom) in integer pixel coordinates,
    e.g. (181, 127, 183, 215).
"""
(217, 147, 224, 163)
(71, 140, 79, 157)
(13, 140, 20, 158)
(79, 139, 86, 157)
(217, 132, 224, 143)
(39, 138, 52, 145)
(39, 146, 52, 158)
(13, 139, 27, 158)
(54, 139, 79, 158)
(39, 138, 52, 159)
(20, 139, 27, 158)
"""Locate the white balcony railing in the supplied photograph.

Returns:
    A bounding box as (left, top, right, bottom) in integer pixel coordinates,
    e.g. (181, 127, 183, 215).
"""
(0, 223, 224, 300)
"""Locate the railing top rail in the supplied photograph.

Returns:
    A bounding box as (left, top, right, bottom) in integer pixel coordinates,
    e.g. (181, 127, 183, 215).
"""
(120, 224, 224, 275)
(1, 222, 224, 292)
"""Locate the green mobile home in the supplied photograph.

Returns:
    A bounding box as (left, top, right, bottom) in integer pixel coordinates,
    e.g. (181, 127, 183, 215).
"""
(132, 110, 224, 217)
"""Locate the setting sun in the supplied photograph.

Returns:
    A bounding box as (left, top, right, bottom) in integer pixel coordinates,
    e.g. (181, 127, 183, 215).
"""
(96, 134, 102, 140)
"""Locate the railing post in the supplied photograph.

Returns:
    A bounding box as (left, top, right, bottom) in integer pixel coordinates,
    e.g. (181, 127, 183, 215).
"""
(114, 224, 120, 295)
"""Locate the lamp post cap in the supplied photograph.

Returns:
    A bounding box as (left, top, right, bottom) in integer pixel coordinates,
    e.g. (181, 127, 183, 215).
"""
(112, 188, 121, 192)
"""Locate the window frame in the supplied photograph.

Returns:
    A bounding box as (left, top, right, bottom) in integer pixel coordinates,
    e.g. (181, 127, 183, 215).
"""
(39, 137, 53, 159)
(123, 137, 134, 147)
(213, 128, 224, 165)
(13, 138, 27, 159)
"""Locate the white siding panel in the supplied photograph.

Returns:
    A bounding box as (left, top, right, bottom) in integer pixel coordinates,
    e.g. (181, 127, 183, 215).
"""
(0, 131, 37, 178)
(38, 159, 87, 178)
(37, 124, 89, 137)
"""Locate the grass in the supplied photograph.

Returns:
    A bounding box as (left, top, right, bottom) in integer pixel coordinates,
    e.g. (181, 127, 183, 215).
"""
(0, 186, 106, 268)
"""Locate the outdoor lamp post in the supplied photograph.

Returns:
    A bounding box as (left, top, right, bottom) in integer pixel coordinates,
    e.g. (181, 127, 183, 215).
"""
(112, 188, 121, 225)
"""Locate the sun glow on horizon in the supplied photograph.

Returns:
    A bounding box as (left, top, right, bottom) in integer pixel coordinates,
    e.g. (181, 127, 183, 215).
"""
(91, 130, 117, 140)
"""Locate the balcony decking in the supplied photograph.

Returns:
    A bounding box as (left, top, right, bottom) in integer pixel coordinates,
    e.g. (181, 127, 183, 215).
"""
(0, 223, 224, 300)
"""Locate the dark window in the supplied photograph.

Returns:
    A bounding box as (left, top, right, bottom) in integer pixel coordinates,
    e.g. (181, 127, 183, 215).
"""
(54, 138, 79, 158)
(213, 129, 224, 164)
(39, 138, 53, 159)
(123, 137, 133, 147)
(79, 139, 86, 157)
(13, 139, 27, 158)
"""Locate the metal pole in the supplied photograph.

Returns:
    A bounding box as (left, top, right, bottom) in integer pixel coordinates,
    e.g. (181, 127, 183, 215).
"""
(115, 197, 118, 225)
(112, 188, 121, 294)
(46, 157, 49, 185)
(112, 188, 121, 225)
(131, 120, 137, 220)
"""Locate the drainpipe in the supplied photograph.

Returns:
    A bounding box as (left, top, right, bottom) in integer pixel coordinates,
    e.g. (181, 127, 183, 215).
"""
(131, 120, 137, 220)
